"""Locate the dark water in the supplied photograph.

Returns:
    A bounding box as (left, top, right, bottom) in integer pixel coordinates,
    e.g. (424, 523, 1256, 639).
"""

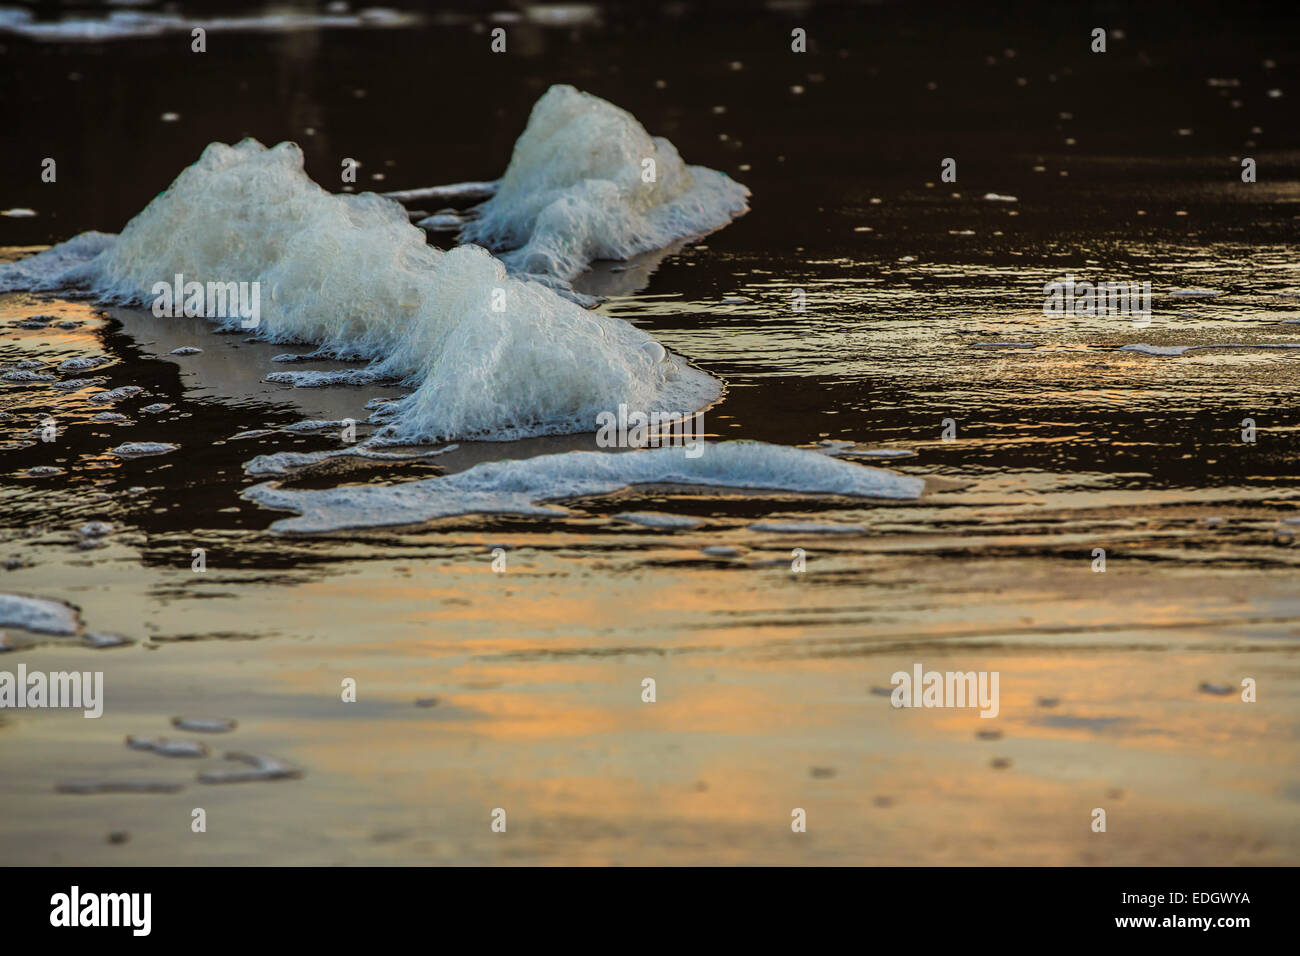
(2, 0, 1298, 650)
(5, 0, 1299, 506)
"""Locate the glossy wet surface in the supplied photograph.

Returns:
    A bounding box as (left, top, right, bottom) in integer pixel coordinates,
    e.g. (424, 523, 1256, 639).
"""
(1, 1, 1298, 864)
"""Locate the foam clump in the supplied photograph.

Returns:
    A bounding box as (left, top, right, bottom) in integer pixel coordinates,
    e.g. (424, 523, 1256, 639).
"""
(243, 442, 457, 477)
(612, 512, 702, 529)
(748, 521, 867, 534)
(0, 593, 81, 635)
(244, 441, 925, 534)
(0, 8, 418, 42)
(0, 138, 719, 442)
(0, 231, 115, 292)
(461, 85, 750, 281)
(109, 442, 179, 458)
(1120, 344, 1195, 356)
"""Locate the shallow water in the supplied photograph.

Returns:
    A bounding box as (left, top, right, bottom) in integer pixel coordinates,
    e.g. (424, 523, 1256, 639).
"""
(2, 1, 1299, 864)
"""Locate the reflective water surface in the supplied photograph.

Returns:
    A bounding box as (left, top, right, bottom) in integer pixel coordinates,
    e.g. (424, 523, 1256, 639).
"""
(2, 1, 1298, 864)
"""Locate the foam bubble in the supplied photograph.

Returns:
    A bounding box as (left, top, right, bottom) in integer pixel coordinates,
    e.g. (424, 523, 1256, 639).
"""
(266, 370, 380, 388)
(58, 356, 109, 372)
(89, 386, 144, 404)
(53, 377, 106, 392)
(198, 752, 303, 783)
(2, 369, 55, 383)
(461, 85, 750, 281)
(612, 511, 703, 529)
(109, 442, 179, 458)
(282, 419, 354, 433)
(126, 736, 209, 758)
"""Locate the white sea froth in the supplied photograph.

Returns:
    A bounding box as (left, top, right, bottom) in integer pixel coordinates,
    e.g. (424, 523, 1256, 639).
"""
(243, 441, 925, 534)
(0, 133, 722, 442)
(0, 593, 81, 635)
(1121, 343, 1300, 356)
(612, 512, 703, 529)
(460, 85, 750, 281)
(0, 8, 418, 42)
(244, 442, 458, 477)
(109, 442, 179, 458)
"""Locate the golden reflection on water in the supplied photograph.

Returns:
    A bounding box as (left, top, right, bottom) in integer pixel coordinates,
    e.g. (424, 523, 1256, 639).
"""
(2, 241, 1299, 864)
(7, 544, 1289, 863)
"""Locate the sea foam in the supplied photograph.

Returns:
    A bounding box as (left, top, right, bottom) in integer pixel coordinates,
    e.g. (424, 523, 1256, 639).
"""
(0, 136, 720, 442)
(0, 8, 417, 42)
(0, 593, 81, 636)
(243, 441, 925, 534)
(460, 85, 750, 281)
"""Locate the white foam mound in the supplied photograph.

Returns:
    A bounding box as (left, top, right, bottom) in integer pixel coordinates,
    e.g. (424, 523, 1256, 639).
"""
(243, 441, 925, 534)
(460, 85, 749, 281)
(0, 138, 720, 442)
